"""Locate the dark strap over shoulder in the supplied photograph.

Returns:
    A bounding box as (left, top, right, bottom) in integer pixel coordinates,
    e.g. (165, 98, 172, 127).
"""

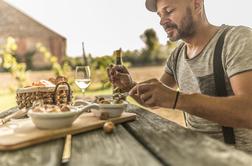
(173, 27, 235, 144)
(213, 26, 235, 144)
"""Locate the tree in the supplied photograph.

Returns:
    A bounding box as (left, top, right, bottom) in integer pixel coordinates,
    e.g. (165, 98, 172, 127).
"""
(0, 37, 27, 89)
(123, 28, 177, 66)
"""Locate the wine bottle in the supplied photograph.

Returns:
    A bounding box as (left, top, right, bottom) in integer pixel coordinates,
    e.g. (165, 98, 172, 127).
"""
(115, 48, 122, 65)
(113, 48, 123, 95)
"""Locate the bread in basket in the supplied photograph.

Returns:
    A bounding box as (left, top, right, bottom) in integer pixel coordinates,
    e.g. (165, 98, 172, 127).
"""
(16, 77, 72, 109)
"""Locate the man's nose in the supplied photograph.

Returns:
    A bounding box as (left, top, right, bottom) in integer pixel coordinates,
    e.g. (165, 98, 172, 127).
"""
(159, 17, 170, 26)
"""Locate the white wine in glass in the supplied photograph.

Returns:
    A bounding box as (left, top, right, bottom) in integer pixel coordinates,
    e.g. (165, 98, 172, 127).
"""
(75, 66, 91, 96)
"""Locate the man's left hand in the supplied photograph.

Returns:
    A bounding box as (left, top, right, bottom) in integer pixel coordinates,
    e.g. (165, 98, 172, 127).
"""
(129, 78, 176, 108)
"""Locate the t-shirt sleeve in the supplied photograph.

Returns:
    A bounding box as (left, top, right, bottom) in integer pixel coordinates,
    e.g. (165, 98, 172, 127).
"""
(223, 26, 252, 78)
(164, 44, 184, 76)
(164, 50, 175, 75)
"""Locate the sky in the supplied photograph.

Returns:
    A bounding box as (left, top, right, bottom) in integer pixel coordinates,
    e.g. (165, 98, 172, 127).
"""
(5, 0, 252, 57)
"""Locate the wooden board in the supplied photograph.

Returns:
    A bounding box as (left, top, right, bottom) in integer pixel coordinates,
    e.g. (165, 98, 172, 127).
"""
(0, 112, 136, 151)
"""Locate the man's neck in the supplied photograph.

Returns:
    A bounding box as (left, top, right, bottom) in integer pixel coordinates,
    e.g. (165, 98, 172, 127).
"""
(184, 23, 220, 59)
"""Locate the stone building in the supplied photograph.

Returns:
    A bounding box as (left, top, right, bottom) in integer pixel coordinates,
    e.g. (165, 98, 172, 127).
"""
(0, 0, 66, 69)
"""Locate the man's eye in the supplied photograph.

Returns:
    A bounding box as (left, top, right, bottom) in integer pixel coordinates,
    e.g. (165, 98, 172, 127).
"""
(165, 9, 174, 15)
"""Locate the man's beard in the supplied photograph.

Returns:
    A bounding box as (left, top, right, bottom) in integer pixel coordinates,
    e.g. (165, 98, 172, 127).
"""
(167, 8, 196, 41)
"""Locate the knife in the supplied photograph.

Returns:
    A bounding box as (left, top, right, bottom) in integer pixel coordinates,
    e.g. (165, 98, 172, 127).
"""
(0, 108, 28, 126)
(62, 134, 72, 163)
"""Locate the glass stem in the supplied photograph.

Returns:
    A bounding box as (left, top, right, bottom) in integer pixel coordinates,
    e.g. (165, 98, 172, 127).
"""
(82, 89, 85, 98)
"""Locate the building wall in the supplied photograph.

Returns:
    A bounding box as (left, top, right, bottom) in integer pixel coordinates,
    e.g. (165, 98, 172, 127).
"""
(0, 0, 66, 69)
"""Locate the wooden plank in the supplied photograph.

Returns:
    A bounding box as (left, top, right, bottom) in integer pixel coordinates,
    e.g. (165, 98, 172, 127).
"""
(0, 112, 136, 150)
(123, 104, 252, 166)
(0, 139, 64, 166)
(67, 125, 162, 166)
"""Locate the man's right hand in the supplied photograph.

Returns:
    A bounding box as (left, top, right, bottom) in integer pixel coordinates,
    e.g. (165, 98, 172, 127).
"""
(107, 64, 136, 92)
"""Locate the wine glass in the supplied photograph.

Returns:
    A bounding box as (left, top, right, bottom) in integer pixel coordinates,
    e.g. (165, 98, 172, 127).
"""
(75, 66, 91, 97)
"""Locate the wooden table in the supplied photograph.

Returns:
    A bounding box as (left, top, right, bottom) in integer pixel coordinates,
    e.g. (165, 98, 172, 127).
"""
(0, 105, 252, 166)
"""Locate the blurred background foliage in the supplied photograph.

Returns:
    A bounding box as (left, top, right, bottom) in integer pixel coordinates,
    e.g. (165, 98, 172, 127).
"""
(0, 28, 177, 93)
(0, 37, 28, 89)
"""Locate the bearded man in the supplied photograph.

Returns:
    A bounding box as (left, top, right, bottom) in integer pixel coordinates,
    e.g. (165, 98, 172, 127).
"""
(108, 0, 252, 153)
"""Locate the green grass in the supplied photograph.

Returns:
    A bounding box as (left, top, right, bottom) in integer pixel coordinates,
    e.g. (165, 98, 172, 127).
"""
(0, 87, 145, 112)
(0, 89, 112, 111)
(0, 93, 16, 111)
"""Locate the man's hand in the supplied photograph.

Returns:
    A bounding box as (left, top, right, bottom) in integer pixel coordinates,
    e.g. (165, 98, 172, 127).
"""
(107, 64, 135, 92)
(129, 78, 176, 108)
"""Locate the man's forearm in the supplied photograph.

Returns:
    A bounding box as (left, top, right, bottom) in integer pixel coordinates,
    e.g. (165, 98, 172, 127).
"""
(177, 93, 252, 128)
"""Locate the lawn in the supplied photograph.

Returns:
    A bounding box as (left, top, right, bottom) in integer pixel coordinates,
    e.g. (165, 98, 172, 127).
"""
(0, 66, 164, 110)
(0, 92, 16, 111)
(0, 89, 112, 111)
(0, 66, 184, 126)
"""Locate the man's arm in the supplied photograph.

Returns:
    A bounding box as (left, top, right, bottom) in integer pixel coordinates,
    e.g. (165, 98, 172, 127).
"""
(160, 72, 177, 89)
(177, 71, 252, 128)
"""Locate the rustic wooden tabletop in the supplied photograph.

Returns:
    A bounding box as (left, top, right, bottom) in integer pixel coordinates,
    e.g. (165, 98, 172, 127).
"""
(0, 105, 252, 166)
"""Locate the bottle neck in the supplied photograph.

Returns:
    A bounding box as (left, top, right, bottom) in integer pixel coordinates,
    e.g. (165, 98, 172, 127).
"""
(114, 48, 122, 65)
(115, 55, 122, 65)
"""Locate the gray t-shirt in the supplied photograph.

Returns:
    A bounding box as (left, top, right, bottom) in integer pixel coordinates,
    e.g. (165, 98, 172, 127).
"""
(165, 25, 252, 153)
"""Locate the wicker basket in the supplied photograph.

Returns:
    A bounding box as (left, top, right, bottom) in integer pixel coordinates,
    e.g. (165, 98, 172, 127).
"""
(16, 82, 72, 109)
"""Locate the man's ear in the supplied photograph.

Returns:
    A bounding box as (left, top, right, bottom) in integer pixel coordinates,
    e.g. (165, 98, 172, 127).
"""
(193, 0, 204, 13)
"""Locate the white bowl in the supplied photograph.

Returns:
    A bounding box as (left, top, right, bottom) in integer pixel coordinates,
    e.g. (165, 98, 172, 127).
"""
(72, 99, 127, 118)
(28, 104, 99, 129)
(92, 102, 127, 118)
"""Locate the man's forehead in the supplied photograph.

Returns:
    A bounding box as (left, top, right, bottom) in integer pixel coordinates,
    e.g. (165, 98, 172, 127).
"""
(156, 0, 173, 15)
(157, 0, 177, 7)
(157, 0, 187, 7)
(146, 0, 189, 12)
